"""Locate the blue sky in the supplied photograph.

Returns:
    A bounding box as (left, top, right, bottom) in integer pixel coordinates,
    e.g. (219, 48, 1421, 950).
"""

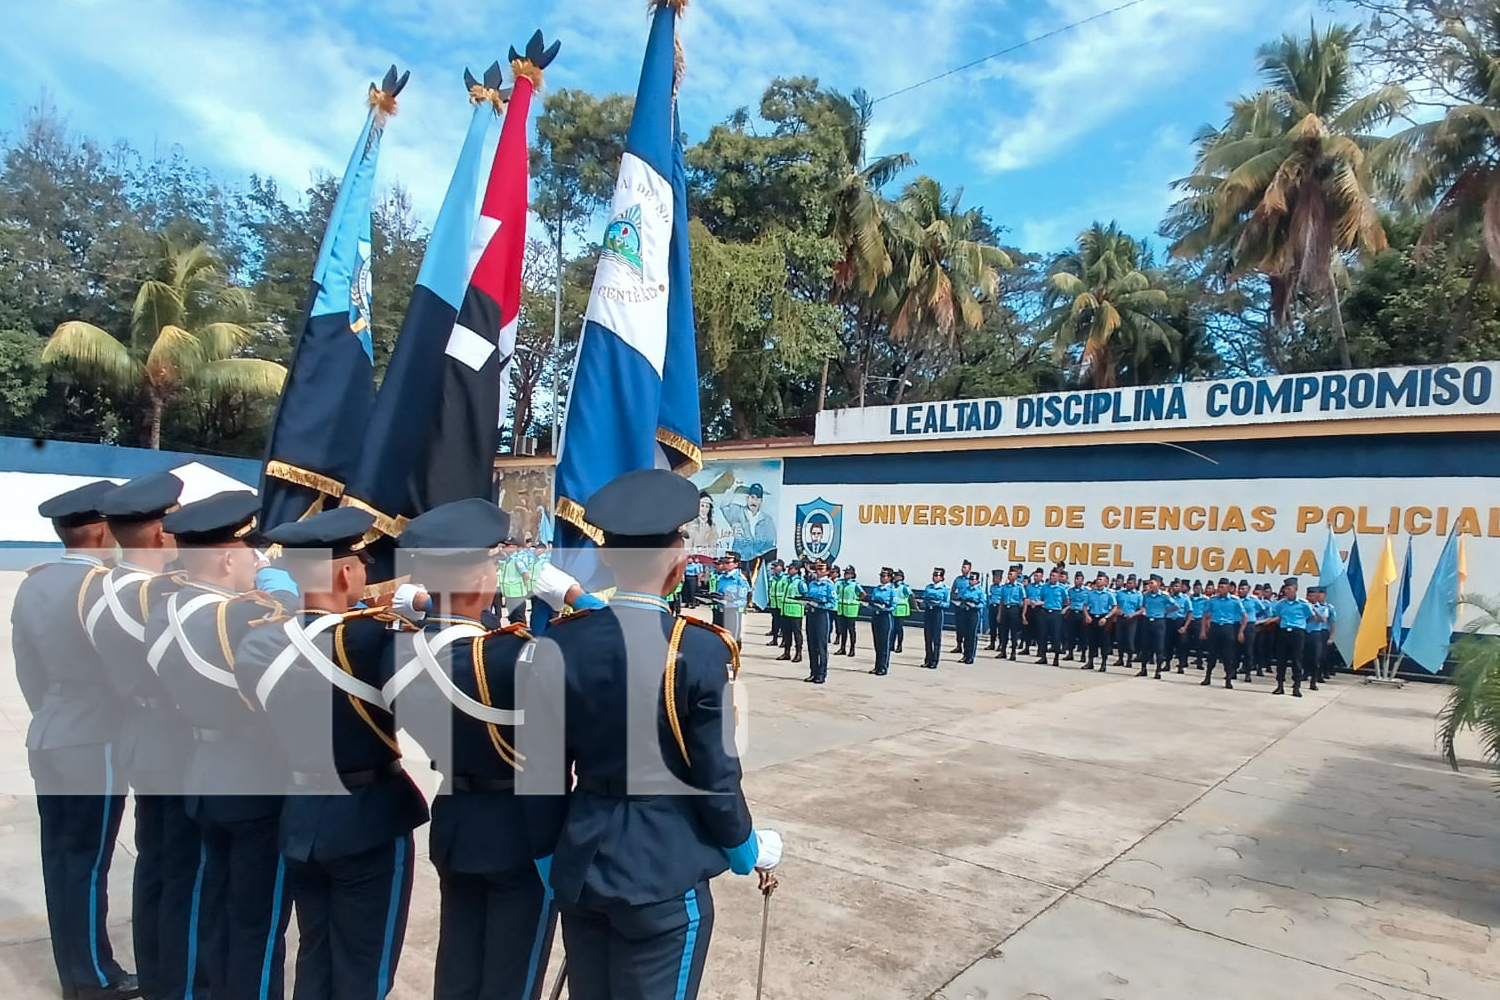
(1, 0, 1340, 256)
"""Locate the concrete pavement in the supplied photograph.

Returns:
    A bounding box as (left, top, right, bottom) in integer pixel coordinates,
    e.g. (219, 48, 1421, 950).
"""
(1, 575, 1496, 999)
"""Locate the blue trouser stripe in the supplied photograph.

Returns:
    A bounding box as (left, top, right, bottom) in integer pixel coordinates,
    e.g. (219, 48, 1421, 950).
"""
(376, 837, 407, 999)
(257, 857, 286, 1000)
(519, 882, 554, 1000)
(183, 841, 207, 1000)
(87, 745, 113, 986)
(674, 888, 701, 1000)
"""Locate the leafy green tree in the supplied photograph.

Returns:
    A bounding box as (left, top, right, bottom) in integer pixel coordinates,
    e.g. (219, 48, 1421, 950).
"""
(43, 240, 285, 448)
(1436, 595, 1500, 790)
(826, 88, 914, 296)
(0, 327, 48, 432)
(1041, 223, 1178, 388)
(1168, 24, 1408, 368)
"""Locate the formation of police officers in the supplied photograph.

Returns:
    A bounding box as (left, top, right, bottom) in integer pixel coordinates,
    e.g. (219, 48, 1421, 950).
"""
(13, 468, 781, 1000)
(756, 559, 1341, 694)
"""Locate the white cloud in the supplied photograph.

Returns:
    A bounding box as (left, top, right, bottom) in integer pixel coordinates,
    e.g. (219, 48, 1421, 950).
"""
(980, 0, 1283, 173)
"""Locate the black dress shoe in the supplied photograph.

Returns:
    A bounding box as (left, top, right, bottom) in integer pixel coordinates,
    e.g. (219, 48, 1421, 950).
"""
(1135, 668, 1148, 677)
(1199, 677, 1212, 687)
(813, 677, 826, 684)
(804, 676, 818, 683)
(77, 976, 141, 1000)
(1036, 656, 1049, 665)
(776, 653, 791, 661)
(793, 652, 803, 662)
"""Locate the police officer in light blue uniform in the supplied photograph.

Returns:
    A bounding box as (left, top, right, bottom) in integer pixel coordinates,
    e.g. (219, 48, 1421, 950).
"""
(714, 552, 750, 646)
(986, 569, 1006, 651)
(1082, 575, 1117, 671)
(867, 568, 897, 676)
(1267, 577, 1315, 697)
(14, 481, 140, 1000)
(1189, 581, 1210, 669)
(1064, 571, 1088, 661)
(948, 567, 980, 663)
(1037, 568, 1068, 666)
(1022, 569, 1044, 656)
(996, 567, 1025, 661)
(1166, 579, 1192, 674)
(517, 469, 782, 1000)
(1306, 586, 1337, 684)
(916, 568, 950, 669)
(1113, 575, 1143, 668)
(1139, 575, 1170, 678)
(1200, 579, 1247, 689)
(803, 562, 837, 684)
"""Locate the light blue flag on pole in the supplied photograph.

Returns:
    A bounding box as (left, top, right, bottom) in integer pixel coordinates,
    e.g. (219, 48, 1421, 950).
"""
(1390, 536, 1414, 651)
(1320, 531, 1360, 667)
(1403, 530, 1463, 673)
(553, 2, 701, 588)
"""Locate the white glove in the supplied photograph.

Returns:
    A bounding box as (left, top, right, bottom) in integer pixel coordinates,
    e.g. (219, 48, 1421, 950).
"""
(754, 829, 783, 871)
(532, 562, 583, 611)
(390, 583, 428, 623)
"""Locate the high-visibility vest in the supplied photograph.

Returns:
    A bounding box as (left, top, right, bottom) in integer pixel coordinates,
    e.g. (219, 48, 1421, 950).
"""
(838, 580, 861, 617)
(782, 579, 805, 619)
(894, 585, 911, 618)
(498, 555, 528, 598)
(770, 574, 787, 610)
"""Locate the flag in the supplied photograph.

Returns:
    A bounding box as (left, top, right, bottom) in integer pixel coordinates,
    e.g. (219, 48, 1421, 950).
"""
(1319, 531, 1360, 668)
(553, 1, 702, 586)
(1458, 536, 1468, 596)
(1352, 535, 1398, 669)
(260, 68, 406, 530)
(1347, 535, 1367, 612)
(1390, 535, 1413, 651)
(1403, 530, 1464, 673)
(342, 66, 504, 552)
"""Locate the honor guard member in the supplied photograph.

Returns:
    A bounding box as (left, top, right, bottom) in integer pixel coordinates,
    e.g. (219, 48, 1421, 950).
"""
(777, 562, 806, 663)
(802, 561, 837, 682)
(714, 552, 750, 646)
(1199, 579, 1247, 689)
(916, 568, 950, 669)
(146, 491, 291, 1000)
(518, 469, 783, 1000)
(1082, 574, 1117, 671)
(985, 569, 1005, 651)
(1306, 586, 1337, 684)
(764, 560, 786, 645)
(891, 569, 912, 654)
(14, 481, 139, 1000)
(92, 474, 201, 1000)
(234, 507, 429, 1000)
(867, 568, 897, 676)
(1267, 578, 1314, 697)
(1165, 579, 1192, 674)
(833, 566, 861, 656)
(1139, 575, 1170, 679)
(383, 501, 559, 1000)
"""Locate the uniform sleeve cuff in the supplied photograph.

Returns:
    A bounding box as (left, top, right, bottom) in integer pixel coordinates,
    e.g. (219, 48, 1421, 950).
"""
(723, 831, 758, 875)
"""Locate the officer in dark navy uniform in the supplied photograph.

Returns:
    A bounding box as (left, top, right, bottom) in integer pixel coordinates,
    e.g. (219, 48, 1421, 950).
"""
(519, 469, 783, 1000)
(145, 491, 291, 1000)
(13, 481, 139, 1000)
(91, 473, 205, 1000)
(383, 499, 561, 1000)
(233, 506, 428, 1000)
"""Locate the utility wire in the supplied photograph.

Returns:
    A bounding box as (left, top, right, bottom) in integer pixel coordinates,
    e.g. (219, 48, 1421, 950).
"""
(871, 0, 1155, 104)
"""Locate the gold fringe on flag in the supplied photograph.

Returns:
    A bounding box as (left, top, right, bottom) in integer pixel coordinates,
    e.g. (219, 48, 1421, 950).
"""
(656, 428, 703, 474)
(368, 86, 399, 118)
(265, 460, 345, 499)
(511, 58, 544, 90)
(470, 83, 507, 113)
(554, 495, 604, 545)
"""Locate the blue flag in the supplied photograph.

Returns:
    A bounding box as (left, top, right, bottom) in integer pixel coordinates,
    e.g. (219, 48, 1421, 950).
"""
(553, 3, 702, 586)
(1390, 536, 1413, 651)
(1320, 531, 1359, 668)
(1347, 535, 1367, 612)
(1403, 530, 1463, 673)
(260, 70, 406, 530)
(342, 82, 500, 549)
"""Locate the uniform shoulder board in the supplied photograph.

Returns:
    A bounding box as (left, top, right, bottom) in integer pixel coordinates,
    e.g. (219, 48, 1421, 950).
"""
(547, 607, 595, 627)
(483, 622, 534, 640)
(345, 607, 417, 630)
(681, 617, 742, 679)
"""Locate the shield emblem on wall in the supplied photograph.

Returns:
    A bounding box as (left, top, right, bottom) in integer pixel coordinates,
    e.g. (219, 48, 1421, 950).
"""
(795, 498, 842, 563)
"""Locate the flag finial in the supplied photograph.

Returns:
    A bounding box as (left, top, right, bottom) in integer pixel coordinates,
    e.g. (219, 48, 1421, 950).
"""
(368, 65, 410, 119)
(650, 0, 689, 11)
(465, 62, 511, 113)
(509, 30, 561, 90)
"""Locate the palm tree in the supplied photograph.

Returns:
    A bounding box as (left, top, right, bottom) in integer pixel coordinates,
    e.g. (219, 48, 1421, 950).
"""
(43, 239, 285, 448)
(1384, 9, 1500, 359)
(1041, 224, 1179, 389)
(1168, 23, 1408, 368)
(1435, 595, 1500, 793)
(826, 88, 914, 297)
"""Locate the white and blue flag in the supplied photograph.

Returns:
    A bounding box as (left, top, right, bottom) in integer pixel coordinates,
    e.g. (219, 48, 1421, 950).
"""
(553, 1, 702, 586)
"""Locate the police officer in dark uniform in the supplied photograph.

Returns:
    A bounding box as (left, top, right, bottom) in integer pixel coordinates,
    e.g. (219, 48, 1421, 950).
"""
(233, 506, 429, 1000)
(518, 469, 782, 1000)
(146, 491, 291, 1000)
(13, 481, 139, 1000)
(370, 499, 561, 1000)
(90, 473, 203, 1000)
